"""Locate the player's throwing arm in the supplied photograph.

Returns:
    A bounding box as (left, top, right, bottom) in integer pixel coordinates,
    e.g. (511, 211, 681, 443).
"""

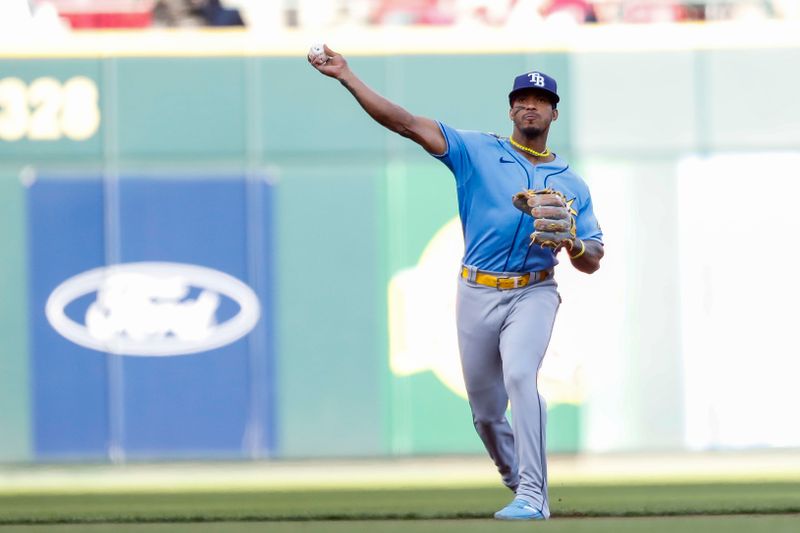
(307, 44, 446, 156)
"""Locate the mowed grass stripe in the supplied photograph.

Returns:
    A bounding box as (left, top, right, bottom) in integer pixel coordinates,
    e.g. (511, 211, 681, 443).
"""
(0, 482, 799, 525)
(1, 516, 800, 533)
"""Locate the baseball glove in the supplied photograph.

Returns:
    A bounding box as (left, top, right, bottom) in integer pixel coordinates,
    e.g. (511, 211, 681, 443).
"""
(512, 188, 576, 249)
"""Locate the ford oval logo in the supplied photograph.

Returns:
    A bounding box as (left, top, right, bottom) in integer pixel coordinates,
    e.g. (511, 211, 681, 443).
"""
(45, 262, 261, 356)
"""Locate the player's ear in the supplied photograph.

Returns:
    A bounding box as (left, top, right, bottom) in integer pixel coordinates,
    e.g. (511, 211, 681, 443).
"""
(552, 109, 559, 121)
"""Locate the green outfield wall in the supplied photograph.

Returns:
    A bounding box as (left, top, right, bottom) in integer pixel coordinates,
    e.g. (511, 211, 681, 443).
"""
(1, 38, 798, 462)
(0, 167, 30, 462)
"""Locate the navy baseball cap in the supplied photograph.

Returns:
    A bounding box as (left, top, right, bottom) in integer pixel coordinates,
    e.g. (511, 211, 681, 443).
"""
(508, 71, 560, 106)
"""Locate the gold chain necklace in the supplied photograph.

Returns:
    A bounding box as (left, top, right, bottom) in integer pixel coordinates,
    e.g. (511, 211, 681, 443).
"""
(509, 136, 550, 158)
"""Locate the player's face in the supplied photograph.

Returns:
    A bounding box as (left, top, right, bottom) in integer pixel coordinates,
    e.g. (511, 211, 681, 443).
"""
(509, 90, 558, 136)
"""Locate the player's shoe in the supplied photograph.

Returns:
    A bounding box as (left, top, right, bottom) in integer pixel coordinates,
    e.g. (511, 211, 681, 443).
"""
(493, 498, 546, 520)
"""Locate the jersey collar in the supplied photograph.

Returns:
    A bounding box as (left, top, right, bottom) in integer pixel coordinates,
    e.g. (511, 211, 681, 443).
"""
(499, 137, 567, 171)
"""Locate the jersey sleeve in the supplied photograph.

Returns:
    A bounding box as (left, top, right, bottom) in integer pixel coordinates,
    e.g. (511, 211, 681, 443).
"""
(575, 194, 604, 244)
(430, 121, 471, 184)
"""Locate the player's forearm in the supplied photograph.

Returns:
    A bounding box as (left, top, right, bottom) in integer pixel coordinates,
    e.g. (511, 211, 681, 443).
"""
(568, 239, 603, 274)
(337, 69, 417, 138)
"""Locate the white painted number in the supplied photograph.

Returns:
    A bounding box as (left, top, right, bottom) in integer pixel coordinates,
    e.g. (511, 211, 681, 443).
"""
(0, 78, 29, 141)
(0, 76, 100, 142)
(62, 77, 101, 141)
(28, 77, 63, 140)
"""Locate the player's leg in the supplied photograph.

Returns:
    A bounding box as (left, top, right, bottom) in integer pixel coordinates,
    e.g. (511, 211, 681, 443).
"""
(497, 279, 560, 519)
(456, 279, 518, 492)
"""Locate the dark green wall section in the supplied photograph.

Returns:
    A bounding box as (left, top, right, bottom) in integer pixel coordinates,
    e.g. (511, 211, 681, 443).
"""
(0, 168, 31, 461)
(115, 58, 248, 160)
(261, 57, 390, 155)
(274, 161, 387, 457)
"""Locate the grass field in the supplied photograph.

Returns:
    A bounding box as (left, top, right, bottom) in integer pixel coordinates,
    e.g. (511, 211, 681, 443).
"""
(1, 482, 799, 532)
(1, 516, 800, 533)
(2, 455, 799, 532)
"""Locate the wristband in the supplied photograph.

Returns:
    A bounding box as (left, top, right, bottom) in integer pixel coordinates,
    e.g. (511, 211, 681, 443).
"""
(569, 239, 586, 259)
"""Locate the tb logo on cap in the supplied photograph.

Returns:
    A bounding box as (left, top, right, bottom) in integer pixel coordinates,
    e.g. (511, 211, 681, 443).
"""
(528, 72, 545, 87)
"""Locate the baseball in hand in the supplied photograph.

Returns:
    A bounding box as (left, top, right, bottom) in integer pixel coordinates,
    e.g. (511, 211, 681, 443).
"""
(309, 43, 329, 64)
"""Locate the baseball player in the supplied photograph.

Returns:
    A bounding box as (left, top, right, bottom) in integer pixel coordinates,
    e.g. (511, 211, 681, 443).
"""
(308, 45, 603, 520)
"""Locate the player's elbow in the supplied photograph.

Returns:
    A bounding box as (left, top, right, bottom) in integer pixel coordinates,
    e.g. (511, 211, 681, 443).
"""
(582, 261, 601, 274)
(574, 244, 603, 274)
(395, 123, 415, 140)
(571, 257, 599, 274)
(383, 106, 416, 137)
(394, 114, 420, 140)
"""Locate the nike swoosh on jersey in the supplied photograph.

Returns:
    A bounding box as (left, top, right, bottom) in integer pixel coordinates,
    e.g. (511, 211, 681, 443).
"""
(499, 157, 516, 163)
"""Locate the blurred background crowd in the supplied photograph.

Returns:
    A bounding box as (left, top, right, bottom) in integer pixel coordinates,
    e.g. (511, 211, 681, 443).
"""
(2, 0, 799, 34)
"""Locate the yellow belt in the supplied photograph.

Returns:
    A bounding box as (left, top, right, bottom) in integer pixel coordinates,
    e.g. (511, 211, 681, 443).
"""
(461, 267, 550, 290)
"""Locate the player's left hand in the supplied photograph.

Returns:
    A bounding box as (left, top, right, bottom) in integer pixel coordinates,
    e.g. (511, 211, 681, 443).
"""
(512, 188, 576, 250)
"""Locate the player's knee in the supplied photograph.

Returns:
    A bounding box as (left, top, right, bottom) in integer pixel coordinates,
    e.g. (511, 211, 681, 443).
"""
(472, 416, 507, 440)
(473, 414, 504, 427)
(503, 368, 538, 395)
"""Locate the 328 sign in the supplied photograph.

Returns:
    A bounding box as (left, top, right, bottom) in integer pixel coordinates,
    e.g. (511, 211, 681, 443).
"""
(0, 76, 101, 142)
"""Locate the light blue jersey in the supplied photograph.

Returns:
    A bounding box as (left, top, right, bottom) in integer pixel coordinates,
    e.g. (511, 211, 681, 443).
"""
(433, 121, 603, 273)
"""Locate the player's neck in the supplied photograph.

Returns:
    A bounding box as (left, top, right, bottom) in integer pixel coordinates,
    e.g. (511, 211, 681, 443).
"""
(509, 130, 553, 163)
